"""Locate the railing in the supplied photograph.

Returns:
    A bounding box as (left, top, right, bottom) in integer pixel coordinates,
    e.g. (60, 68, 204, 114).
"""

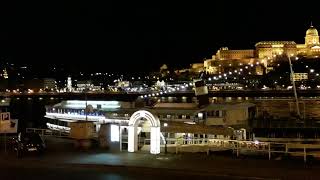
(141, 137, 320, 162)
(26, 128, 69, 137)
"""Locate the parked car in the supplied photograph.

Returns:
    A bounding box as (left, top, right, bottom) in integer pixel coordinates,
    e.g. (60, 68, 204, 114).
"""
(13, 132, 46, 157)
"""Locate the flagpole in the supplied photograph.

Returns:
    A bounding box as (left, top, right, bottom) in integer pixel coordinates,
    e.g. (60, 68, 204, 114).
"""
(288, 54, 301, 118)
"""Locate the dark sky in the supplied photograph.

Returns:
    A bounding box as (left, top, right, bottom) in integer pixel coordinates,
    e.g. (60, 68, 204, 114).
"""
(0, 1, 319, 73)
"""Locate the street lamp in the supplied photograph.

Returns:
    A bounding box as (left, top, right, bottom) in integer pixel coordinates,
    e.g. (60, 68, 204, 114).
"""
(164, 123, 168, 154)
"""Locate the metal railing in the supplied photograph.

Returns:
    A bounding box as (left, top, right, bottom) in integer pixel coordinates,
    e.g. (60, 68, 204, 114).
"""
(26, 128, 69, 137)
(141, 137, 320, 162)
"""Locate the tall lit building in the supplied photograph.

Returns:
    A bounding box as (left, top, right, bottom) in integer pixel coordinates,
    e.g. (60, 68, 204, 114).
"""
(204, 24, 320, 75)
(216, 47, 255, 60)
(67, 77, 72, 92)
(2, 68, 8, 79)
(296, 25, 320, 55)
(255, 41, 297, 59)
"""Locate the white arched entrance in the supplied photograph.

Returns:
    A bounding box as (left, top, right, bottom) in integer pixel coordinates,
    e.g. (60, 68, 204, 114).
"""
(128, 110, 161, 154)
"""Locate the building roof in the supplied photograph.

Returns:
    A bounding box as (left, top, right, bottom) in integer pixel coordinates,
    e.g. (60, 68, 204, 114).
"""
(255, 41, 296, 46)
(306, 26, 318, 36)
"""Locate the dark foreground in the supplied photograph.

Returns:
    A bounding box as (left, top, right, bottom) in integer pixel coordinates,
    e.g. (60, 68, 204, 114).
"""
(1, 137, 320, 179)
(1, 163, 269, 180)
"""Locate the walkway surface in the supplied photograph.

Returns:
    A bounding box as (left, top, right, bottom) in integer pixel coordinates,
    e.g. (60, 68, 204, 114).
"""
(1, 137, 320, 179)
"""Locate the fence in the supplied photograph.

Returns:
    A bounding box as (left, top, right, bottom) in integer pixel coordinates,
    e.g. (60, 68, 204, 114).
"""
(26, 128, 69, 138)
(141, 137, 320, 163)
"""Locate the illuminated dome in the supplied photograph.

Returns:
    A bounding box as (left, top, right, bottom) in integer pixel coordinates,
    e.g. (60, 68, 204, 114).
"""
(306, 26, 318, 36)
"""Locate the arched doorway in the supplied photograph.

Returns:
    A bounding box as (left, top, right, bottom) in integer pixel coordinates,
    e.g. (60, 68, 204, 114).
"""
(128, 110, 161, 154)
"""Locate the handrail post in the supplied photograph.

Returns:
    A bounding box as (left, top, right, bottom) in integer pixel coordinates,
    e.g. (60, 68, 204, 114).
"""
(268, 143, 271, 160)
(304, 146, 307, 163)
(237, 141, 239, 157)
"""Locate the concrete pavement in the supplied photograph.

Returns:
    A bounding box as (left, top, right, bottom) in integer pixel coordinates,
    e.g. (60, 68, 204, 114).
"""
(1, 137, 320, 179)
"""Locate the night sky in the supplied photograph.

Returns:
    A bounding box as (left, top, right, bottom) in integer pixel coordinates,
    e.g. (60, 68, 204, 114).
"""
(0, 1, 319, 73)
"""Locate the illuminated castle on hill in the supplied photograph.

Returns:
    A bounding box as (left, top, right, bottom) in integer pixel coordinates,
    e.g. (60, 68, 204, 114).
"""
(198, 24, 320, 75)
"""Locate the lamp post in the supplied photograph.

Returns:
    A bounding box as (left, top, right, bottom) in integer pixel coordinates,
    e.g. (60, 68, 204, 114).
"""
(165, 133, 167, 154)
(164, 123, 168, 154)
(84, 84, 89, 121)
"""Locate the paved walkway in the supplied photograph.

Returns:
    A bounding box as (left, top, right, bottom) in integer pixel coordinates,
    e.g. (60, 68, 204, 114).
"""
(1, 137, 320, 179)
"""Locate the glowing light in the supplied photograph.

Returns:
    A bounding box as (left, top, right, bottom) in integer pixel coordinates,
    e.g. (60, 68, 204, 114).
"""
(254, 140, 259, 145)
(164, 123, 168, 127)
(184, 122, 196, 125)
(111, 124, 120, 142)
(64, 100, 120, 109)
(128, 126, 136, 152)
(150, 127, 161, 154)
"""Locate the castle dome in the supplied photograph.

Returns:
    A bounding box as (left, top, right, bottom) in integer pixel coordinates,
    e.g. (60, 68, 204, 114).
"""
(306, 26, 318, 36)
